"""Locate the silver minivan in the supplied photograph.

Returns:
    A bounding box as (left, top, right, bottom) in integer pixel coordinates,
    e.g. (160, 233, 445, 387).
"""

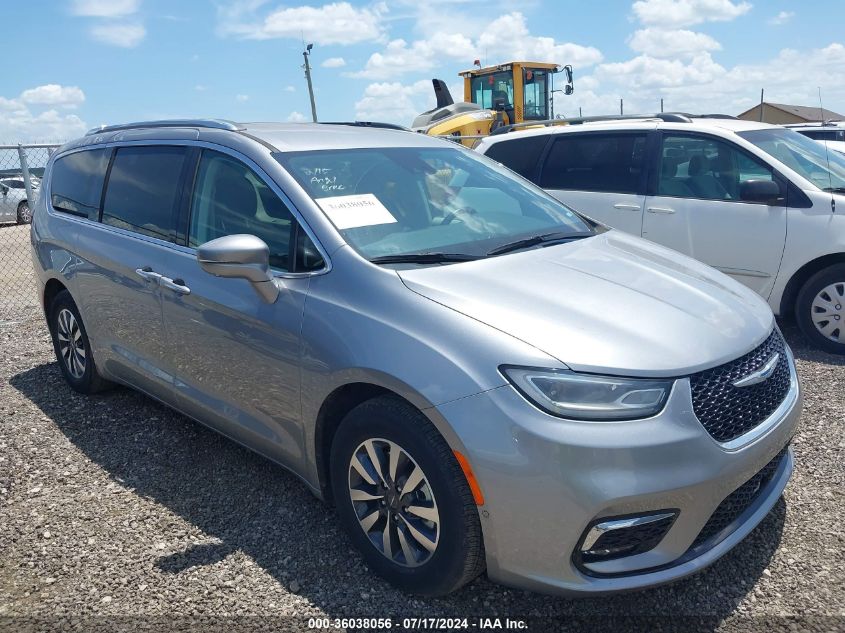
(31, 120, 800, 596)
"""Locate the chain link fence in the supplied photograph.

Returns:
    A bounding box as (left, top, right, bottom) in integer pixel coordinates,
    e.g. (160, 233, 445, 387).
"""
(0, 144, 61, 323)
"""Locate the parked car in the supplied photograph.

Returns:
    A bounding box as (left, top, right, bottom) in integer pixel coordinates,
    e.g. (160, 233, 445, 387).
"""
(0, 175, 36, 224)
(783, 122, 845, 156)
(477, 114, 845, 354)
(32, 119, 800, 596)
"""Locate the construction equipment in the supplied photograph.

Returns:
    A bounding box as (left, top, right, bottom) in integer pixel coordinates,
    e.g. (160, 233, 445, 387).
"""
(411, 61, 573, 146)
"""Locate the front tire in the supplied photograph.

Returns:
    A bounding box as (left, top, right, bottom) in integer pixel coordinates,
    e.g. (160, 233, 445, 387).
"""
(795, 263, 845, 354)
(17, 200, 32, 224)
(48, 290, 111, 393)
(330, 396, 485, 596)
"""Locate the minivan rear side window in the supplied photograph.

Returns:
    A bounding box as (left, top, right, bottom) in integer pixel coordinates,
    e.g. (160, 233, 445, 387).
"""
(539, 133, 648, 194)
(102, 146, 187, 242)
(50, 149, 111, 220)
(485, 135, 549, 179)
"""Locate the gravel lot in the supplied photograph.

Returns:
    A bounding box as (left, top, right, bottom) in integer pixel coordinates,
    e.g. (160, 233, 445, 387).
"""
(1, 228, 843, 631)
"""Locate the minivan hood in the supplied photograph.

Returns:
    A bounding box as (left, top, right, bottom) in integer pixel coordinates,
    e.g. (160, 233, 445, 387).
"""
(398, 231, 774, 376)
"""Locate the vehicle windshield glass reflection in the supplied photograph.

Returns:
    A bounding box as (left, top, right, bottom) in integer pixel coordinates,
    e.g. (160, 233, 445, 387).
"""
(275, 146, 593, 261)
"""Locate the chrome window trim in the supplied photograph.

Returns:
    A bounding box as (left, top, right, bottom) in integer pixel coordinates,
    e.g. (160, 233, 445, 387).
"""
(47, 139, 333, 278)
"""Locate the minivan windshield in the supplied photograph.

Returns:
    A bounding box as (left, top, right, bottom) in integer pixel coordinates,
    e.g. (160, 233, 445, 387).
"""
(275, 146, 593, 261)
(738, 128, 845, 192)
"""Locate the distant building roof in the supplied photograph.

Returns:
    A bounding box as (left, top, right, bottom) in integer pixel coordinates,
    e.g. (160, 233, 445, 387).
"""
(738, 102, 845, 122)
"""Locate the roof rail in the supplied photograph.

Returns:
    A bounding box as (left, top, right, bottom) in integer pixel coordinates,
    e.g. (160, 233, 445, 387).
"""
(489, 112, 693, 136)
(85, 119, 244, 136)
(321, 121, 411, 131)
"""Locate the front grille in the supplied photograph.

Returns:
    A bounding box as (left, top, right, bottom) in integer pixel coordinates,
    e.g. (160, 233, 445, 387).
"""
(581, 514, 676, 563)
(691, 446, 788, 549)
(689, 329, 791, 443)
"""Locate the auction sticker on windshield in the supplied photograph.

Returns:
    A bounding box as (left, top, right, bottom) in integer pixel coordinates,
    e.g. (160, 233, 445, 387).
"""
(316, 194, 397, 230)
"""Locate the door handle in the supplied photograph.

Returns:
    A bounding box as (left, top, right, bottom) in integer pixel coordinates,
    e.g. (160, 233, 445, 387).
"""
(647, 206, 675, 214)
(160, 276, 191, 295)
(135, 267, 163, 282)
(613, 203, 641, 211)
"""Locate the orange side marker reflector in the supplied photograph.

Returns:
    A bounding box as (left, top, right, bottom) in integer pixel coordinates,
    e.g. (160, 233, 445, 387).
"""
(454, 450, 485, 506)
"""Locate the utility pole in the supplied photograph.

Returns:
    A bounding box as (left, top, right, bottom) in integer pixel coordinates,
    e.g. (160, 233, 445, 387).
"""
(303, 43, 317, 122)
(759, 89, 764, 122)
(620, 99, 623, 116)
(660, 98, 664, 113)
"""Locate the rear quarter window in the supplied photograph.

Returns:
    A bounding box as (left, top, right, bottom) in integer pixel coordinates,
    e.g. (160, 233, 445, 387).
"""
(50, 149, 111, 219)
(483, 135, 549, 180)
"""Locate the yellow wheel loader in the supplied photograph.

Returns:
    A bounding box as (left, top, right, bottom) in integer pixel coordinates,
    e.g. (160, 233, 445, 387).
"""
(411, 61, 573, 147)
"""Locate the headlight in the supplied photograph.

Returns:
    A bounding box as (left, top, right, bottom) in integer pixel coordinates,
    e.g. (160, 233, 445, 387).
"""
(501, 367, 673, 421)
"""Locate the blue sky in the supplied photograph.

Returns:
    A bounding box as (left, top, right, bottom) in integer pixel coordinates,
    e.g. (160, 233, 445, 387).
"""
(2, 0, 844, 141)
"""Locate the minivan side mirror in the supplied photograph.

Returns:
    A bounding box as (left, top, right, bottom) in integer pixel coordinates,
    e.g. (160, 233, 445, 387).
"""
(196, 234, 279, 304)
(740, 179, 783, 205)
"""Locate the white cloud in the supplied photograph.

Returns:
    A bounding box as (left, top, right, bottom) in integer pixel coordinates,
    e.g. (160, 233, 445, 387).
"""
(352, 12, 602, 79)
(0, 84, 89, 141)
(768, 11, 794, 26)
(322, 56, 347, 68)
(70, 0, 140, 17)
(195, 85, 208, 92)
(631, 0, 751, 28)
(478, 13, 603, 67)
(236, 94, 249, 102)
(284, 85, 296, 93)
(354, 80, 434, 123)
(571, 43, 845, 119)
(90, 22, 146, 47)
(219, 2, 387, 45)
(628, 28, 721, 58)
(20, 84, 85, 109)
(286, 111, 308, 122)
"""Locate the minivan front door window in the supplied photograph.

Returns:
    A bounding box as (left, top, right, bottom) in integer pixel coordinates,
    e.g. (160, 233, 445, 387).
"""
(658, 134, 775, 201)
(739, 128, 845, 192)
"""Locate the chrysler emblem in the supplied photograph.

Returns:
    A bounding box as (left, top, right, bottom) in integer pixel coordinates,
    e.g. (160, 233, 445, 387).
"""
(732, 353, 780, 388)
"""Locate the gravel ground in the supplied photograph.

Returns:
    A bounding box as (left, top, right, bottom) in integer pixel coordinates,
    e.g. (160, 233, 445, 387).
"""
(1, 298, 843, 632)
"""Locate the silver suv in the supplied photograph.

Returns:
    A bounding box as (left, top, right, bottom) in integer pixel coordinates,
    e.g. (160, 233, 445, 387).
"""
(31, 120, 800, 596)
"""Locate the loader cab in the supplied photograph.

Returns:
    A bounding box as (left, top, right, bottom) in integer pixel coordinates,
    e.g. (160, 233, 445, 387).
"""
(461, 62, 567, 125)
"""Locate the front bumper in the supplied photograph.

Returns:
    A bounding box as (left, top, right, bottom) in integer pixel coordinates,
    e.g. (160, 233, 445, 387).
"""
(433, 349, 801, 595)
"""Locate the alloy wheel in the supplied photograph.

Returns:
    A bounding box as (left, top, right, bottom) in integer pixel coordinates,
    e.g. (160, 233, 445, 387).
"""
(811, 282, 845, 342)
(18, 201, 32, 224)
(57, 308, 86, 378)
(347, 438, 440, 567)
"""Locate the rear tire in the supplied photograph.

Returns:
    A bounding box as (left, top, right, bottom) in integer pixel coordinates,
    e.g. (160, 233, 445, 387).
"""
(795, 263, 845, 355)
(48, 290, 112, 393)
(16, 200, 31, 224)
(330, 396, 485, 596)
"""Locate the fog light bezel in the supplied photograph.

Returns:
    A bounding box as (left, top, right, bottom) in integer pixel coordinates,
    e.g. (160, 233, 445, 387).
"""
(573, 509, 679, 574)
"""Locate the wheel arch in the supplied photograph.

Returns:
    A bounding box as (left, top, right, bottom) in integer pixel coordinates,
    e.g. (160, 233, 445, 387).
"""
(314, 382, 408, 500)
(312, 381, 470, 503)
(780, 253, 845, 317)
(42, 277, 68, 317)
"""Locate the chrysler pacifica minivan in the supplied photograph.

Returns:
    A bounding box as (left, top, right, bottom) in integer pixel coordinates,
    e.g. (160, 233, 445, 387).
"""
(31, 120, 800, 596)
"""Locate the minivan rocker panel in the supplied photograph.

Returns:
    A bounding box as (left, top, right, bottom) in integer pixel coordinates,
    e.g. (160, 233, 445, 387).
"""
(401, 230, 774, 376)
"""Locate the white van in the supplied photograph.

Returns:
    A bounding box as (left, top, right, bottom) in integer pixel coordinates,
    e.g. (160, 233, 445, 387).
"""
(478, 114, 845, 354)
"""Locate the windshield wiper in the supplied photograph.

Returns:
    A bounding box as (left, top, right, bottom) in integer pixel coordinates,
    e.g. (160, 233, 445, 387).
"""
(486, 232, 590, 256)
(369, 252, 482, 265)
(822, 187, 845, 194)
